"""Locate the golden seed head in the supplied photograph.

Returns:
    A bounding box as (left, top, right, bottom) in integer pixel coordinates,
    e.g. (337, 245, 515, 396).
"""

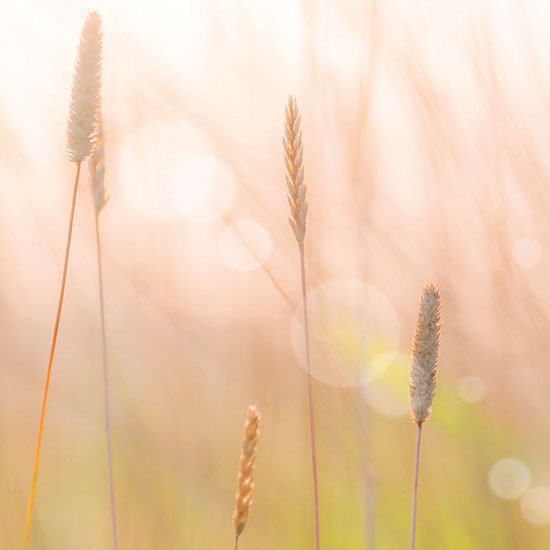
(67, 11, 102, 163)
(233, 404, 261, 538)
(283, 95, 307, 247)
(89, 118, 109, 214)
(409, 284, 441, 426)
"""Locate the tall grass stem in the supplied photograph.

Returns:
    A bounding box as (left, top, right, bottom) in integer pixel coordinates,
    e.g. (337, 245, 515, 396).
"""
(23, 162, 82, 549)
(299, 244, 320, 550)
(94, 212, 118, 550)
(410, 424, 422, 550)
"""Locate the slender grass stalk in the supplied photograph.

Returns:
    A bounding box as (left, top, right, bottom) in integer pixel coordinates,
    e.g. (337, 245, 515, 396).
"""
(299, 243, 320, 549)
(217, 210, 294, 309)
(410, 424, 422, 550)
(283, 95, 320, 550)
(23, 163, 81, 549)
(23, 12, 102, 548)
(408, 284, 441, 550)
(233, 405, 261, 550)
(94, 212, 117, 549)
(89, 122, 117, 549)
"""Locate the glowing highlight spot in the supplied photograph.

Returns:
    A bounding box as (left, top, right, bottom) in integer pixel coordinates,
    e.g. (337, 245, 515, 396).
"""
(457, 375, 486, 403)
(488, 458, 531, 500)
(118, 122, 236, 221)
(512, 238, 542, 269)
(219, 219, 271, 272)
(291, 279, 400, 388)
(169, 155, 236, 221)
(363, 351, 410, 418)
(521, 486, 550, 525)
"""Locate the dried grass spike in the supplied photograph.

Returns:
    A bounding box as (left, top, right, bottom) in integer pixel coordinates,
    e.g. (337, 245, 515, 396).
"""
(409, 283, 441, 426)
(89, 119, 109, 213)
(67, 11, 102, 163)
(233, 405, 261, 544)
(283, 95, 307, 247)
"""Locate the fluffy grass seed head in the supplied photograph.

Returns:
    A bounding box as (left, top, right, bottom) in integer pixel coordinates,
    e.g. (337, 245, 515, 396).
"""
(89, 118, 109, 213)
(233, 404, 261, 538)
(67, 11, 102, 163)
(409, 284, 441, 426)
(283, 95, 307, 247)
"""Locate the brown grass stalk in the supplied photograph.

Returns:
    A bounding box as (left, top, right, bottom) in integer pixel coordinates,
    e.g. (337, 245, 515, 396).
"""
(23, 163, 81, 549)
(283, 95, 320, 550)
(89, 121, 117, 550)
(23, 12, 102, 548)
(409, 284, 441, 550)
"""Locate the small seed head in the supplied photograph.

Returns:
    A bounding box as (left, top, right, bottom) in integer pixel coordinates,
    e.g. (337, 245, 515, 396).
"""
(283, 96, 307, 247)
(233, 405, 261, 538)
(409, 284, 441, 426)
(67, 11, 102, 163)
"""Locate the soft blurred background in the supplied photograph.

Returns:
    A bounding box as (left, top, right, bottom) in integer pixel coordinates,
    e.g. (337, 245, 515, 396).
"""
(1, 0, 550, 548)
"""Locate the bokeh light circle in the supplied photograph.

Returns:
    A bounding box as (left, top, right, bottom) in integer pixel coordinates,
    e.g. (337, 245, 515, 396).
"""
(363, 351, 411, 417)
(290, 279, 400, 388)
(168, 154, 236, 221)
(488, 458, 531, 500)
(219, 219, 272, 272)
(456, 375, 487, 403)
(521, 486, 550, 525)
(118, 122, 236, 221)
(512, 238, 542, 269)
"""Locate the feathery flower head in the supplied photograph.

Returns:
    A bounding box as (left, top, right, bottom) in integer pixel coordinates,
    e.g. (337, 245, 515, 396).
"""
(283, 96, 307, 247)
(67, 11, 102, 163)
(89, 118, 109, 213)
(409, 284, 441, 426)
(233, 404, 261, 538)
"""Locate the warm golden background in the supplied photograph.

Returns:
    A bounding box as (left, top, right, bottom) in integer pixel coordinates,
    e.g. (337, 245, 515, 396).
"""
(2, 0, 550, 548)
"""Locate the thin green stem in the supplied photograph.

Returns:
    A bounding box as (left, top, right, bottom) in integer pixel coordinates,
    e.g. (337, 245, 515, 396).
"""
(299, 244, 320, 550)
(23, 162, 81, 549)
(94, 213, 118, 550)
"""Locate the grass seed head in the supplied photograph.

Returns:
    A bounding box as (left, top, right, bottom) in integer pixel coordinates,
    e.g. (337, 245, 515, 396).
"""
(67, 11, 102, 163)
(233, 404, 261, 538)
(283, 95, 307, 247)
(409, 283, 441, 426)
(89, 118, 109, 213)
